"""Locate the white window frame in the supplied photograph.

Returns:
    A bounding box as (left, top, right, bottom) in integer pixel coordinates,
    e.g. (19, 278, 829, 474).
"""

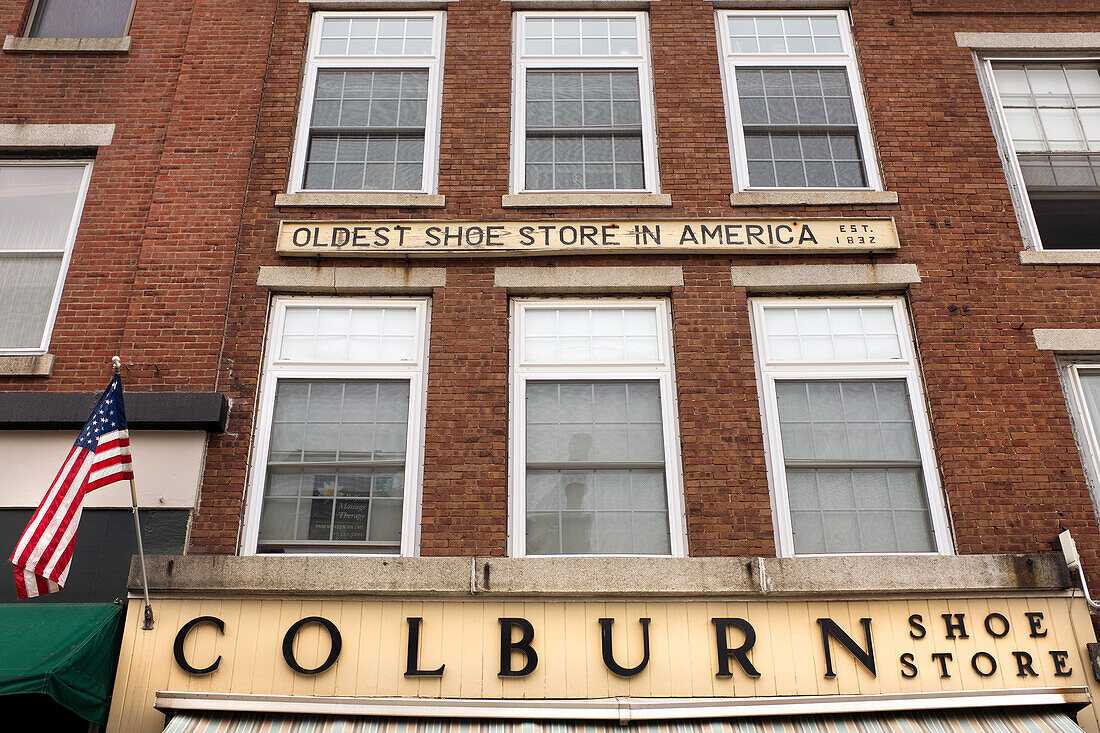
(0, 160, 93, 355)
(510, 11, 662, 194)
(241, 295, 431, 556)
(287, 10, 446, 195)
(976, 55, 1100, 251)
(1064, 362, 1100, 500)
(508, 298, 686, 557)
(715, 9, 882, 192)
(750, 296, 952, 557)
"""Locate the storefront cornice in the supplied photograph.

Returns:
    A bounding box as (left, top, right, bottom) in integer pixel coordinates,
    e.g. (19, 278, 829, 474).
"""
(131, 554, 1070, 599)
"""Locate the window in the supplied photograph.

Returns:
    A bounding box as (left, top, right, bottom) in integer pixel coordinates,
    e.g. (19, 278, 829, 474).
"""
(509, 300, 685, 556)
(512, 12, 660, 193)
(289, 12, 445, 194)
(0, 162, 92, 353)
(244, 297, 429, 555)
(716, 10, 881, 190)
(985, 62, 1100, 249)
(27, 0, 134, 38)
(1066, 364, 1100, 494)
(751, 298, 951, 556)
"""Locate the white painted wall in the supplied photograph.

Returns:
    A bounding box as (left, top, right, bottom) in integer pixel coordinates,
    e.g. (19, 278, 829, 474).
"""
(0, 430, 207, 508)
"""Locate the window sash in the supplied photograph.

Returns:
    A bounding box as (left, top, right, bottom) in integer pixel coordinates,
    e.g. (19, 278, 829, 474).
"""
(289, 11, 444, 194)
(751, 298, 951, 557)
(243, 297, 429, 556)
(981, 56, 1100, 251)
(510, 299, 685, 557)
(512, 12, 660, 193)
(28, 0, 135, 39)
(1068, 364, 1100, 501)
(0, 161, 92, 354)
(717, 9, 881, 191)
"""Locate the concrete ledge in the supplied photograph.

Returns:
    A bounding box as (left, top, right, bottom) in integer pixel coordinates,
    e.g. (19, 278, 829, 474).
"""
(1034, 329, 1100, 353)
(258, 265, 446, 293)
(730, 190, 898, 206)
(955, 32, 1100, 51)
(132, 554, 1069, 597)
(0, 123, 115, 148)
(730, 263, 920, 292)
(302, 0, 453, 7)
(0, 354, 53, 377)
(1020, 250, 1100, 265)
(502, 193, 672, 208)
(3, 35, 131, 53)
(275, 192, 446, 208)
(495, 265, 683, 293)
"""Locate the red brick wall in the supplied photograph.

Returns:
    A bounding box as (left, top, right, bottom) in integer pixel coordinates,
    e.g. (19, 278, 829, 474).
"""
(7, 0, 1098, 571)
(0, 0, 276, 394)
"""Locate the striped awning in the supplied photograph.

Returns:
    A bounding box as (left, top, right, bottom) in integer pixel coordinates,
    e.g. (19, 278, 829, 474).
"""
(163, 710, 1086, 733)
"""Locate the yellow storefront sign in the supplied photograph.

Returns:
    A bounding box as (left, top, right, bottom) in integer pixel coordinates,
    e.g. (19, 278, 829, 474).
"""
(275, 218, 899, 257)
(108, 595, 1100, 733)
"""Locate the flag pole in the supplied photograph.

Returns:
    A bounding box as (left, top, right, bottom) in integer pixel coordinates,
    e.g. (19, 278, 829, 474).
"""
(115, 356, 154, 631)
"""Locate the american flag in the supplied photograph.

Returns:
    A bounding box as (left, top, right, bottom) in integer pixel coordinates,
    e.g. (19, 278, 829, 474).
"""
(9, 375, 134, 599)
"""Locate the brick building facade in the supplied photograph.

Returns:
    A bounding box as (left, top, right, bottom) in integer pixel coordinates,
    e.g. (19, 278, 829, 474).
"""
(3, 0, 1100, 731)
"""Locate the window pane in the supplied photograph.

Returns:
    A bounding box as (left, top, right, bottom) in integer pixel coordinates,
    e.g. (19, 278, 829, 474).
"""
(726, 14, 841, 56)
(761, 305, 900, 362)
(30, 0, 132, 38)
(526, 470, 670, 555)
(523, 307, 659, 363)
(527, 382, 664, 463)
(280, 305, 418, 362)
(260, 379, 410, 552)
(995, 63, 1100, 155)
(525, 381, 669, 555)
(0, 165, 86, 252)
(0, 164, 87, 350)
(319, 15, 436, 56)
(258, 467, 406, 548)
(737, 68, 864, 188)
(1082, 372, 1100, 438)
(0, 255, 64, 349)
(786, 467, 933, 554)
(777, 380, 918, 462)
(525, 15, 639, 57)
(306, 70, 428, 191)
(525, 70, 644, 190)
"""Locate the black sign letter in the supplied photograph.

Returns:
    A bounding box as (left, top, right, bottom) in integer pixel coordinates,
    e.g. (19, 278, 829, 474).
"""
(712, 618, 760, 678)
(174, 616, 224, 675)
(499, 617, 538, 677)
(818, 617, 876, 678)
(599, 617, 651, 677)
(283, 617, 341, 675)
(405, 617, 445, 676)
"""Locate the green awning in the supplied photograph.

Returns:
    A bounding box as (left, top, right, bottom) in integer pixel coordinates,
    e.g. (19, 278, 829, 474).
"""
(162, 710, 1087, 733)
(0, 602, 125, 726)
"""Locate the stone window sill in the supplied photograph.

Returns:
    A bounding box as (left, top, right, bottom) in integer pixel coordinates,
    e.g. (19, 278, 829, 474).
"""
(300, 0, 453, 8)
(502, 193, 672, 208)
(729, 190, 898, 206)
(1033, 329, 1100, 352)
(1019, 250, 1100, 265)
(275, 192, 445, 208)
(3, 36, 131, 53)
(0, 354, 54, 377)
(509, 0, 652, 8)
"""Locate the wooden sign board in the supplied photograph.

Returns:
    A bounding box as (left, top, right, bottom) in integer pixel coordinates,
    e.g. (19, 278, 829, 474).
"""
(108, 595, 1100, 733)
(276, 218, 899, 257)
